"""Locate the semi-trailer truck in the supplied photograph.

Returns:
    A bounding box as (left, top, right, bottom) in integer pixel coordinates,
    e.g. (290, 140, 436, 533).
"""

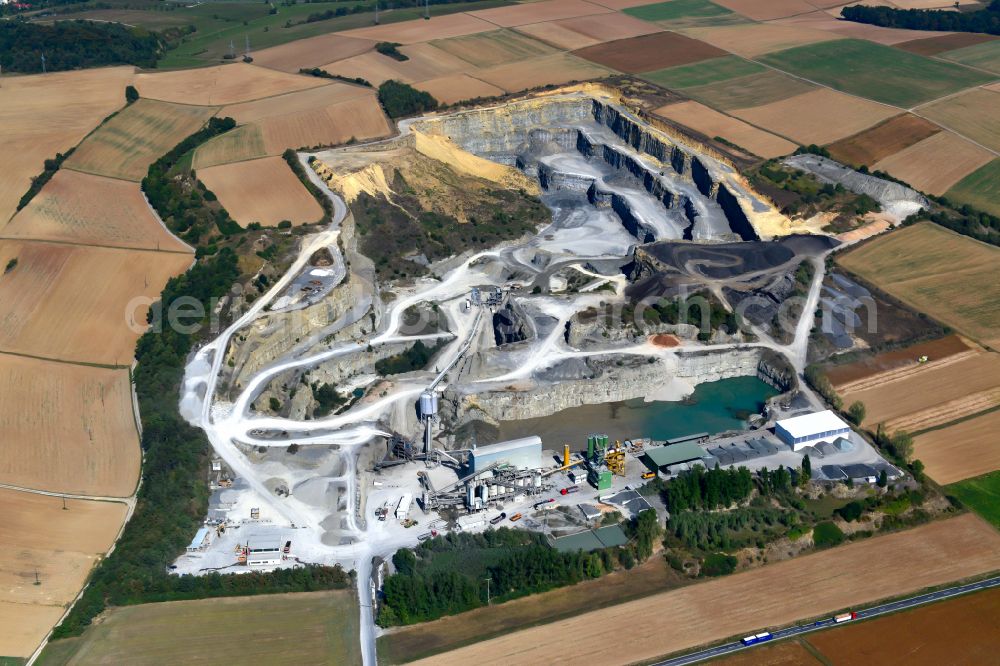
(834, 612, 858, 623)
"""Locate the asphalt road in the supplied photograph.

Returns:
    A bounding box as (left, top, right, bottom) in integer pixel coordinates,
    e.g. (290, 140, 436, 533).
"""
(654, 575, 1000, 665)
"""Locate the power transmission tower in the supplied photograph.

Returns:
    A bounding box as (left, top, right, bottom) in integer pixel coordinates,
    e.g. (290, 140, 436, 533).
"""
(424, 0, 429, 19)
(229, 39, 235, 59)
(374, 0, 379, 24)
(40, 53, 46, 74)
(245, 34, 251, 59)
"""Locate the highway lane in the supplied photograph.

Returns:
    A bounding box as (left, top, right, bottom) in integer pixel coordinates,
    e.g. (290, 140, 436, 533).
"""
(654, 575, 1000, 665)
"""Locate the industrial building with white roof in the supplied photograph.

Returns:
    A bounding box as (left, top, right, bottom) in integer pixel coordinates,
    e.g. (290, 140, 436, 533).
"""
(775, 410, 852, 451)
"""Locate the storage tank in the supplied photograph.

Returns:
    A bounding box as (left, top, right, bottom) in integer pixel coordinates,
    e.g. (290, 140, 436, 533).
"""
(419, 391, 438, 418)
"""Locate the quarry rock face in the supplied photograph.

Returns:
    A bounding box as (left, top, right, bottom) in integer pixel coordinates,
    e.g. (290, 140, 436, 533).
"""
(442, 348, 767, 425)
(411, 94, 784, 244)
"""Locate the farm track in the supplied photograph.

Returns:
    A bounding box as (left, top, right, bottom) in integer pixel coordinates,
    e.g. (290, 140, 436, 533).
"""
(833, 349, 978, 393)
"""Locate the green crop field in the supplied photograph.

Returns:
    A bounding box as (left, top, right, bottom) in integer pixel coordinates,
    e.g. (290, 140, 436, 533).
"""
(682, 70, 814, 110)
(35, 591, 361, 666)
(948, 470, 1000, 529)
(641, 55, 763, 89)
(759, 39, 996, 108)
(941, 39, 1000, 75)
(624, 0, 745, 27)
(945, 158, 1000, 217)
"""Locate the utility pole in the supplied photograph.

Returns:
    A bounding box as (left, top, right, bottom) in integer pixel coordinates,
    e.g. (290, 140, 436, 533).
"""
(483, 577, 490, 605)
(245, 34, 251, 60)
(40, 53, 46, 74)
(229, 39, 235, 59)
(62, 497, 67, 510)
(374, 0, 379, 24)
(424, 0, 429, 19)
(34, 569, 41, 586)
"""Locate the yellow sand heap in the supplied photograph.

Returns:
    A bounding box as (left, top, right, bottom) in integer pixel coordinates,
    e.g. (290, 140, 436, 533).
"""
(313, 160, 392, 204)
(412, 130, 539, 195)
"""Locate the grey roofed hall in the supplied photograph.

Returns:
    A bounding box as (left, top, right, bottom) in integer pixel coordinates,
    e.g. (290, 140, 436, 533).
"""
(644, 442, 707, 469)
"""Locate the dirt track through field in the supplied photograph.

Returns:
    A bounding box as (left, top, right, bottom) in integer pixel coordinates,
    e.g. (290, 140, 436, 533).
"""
(415, 514, 1000, 666)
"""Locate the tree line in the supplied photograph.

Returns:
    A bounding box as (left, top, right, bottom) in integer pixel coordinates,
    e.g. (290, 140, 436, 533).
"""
(53, 122, 352, 640)
(378, 512, 660, 626)
(841, 1, 1000, 35)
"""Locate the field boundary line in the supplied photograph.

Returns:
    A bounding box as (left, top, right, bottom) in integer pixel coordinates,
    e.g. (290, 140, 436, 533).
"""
(59, 163, 143, 184)
(0, 233, 194, 255)
(0, 481, 135, 504)
(912, 401, 1000, 438)
(0, 349, 128, 370)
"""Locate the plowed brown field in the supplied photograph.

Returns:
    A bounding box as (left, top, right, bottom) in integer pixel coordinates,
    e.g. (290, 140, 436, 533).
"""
(732, 88, 896, 145)
(0, 66, 134, 224)
(414, 515, 1000, 666)
(915, 410, 1000, 484)
(343, 13, 496, 44)
(654, 100, 796, 158)
(827, 114, 940, 168)
(475, 53, 611, 91)
(895, 32, 998, 56)
(252, 33, 375, 72)
(415, 74, 505, 105)
(0, 355, 140, 496)
(873, 130, 995, 195)
(0, 240, 192, 365)
(134, 63, 324, 105)
(2, 169, 190, 252)
(470, 0, 611, 27)
(0, 488, 127, 658)
(713, 640, 819, 665)
(825, 334, 970, 388)
(65, 98, 218, 181)
(573, 31, 726, 73)
(199, 156, 324, 227)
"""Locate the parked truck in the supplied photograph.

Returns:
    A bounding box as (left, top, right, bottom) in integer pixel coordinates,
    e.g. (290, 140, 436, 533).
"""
(489, 512, 507, 525)
(740, 632, 772, 646)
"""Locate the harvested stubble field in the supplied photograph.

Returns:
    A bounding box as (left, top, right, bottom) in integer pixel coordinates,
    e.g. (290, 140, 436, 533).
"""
(0, 488, 127, 658)
(895, 32, 998, 56)
(915, 411, 1000, 485)
(431, 29, 556, 68)
(872, 129, 995, 195)
(193, 124, 267, 169)
(252, 33, 375, 72)
(64, 99, 218, 182)
(134, 63, 324, 106)
(2, 169, 190, 252)
(218, 82, 371, 125)
(342, 13, 496, 44)
(940, 37, 1000, 74)
(198, 157, 324, 227)
(772, 11, 954, 46)
(0, 355, 140, 496)
(259, 96, 390, 155)
(0, 66, 134, 224)
(826, 113, 940, 167)
(807, 585, 1000, 664)
(681, 22, 843, 57)
(837, 349, 1000, 431)
(514, 12, 662, 50)
(415, 74, 504, 105)
(945, 158, 1000, 218)
(469, 0, 611, 27)
(37, 590, 361, 666)
(919, 88, 1000, 154)
(573, 30, 726, 73)
(712, 0, 816, 21)
(837, 222, 1000, 349)
(474, 53, 612, 92)
(412, 515, 1000, 666)
(732, 88, 896, 145)
(825, 334, 970, 388)
(0, 240, 193, 365)
(759, 39, 994, 108)
(323, 44, 470, 86)
(653, 101, 796, 158)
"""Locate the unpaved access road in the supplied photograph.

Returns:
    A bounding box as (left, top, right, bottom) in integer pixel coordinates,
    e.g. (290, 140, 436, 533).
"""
(413, 514, 1000, 666)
